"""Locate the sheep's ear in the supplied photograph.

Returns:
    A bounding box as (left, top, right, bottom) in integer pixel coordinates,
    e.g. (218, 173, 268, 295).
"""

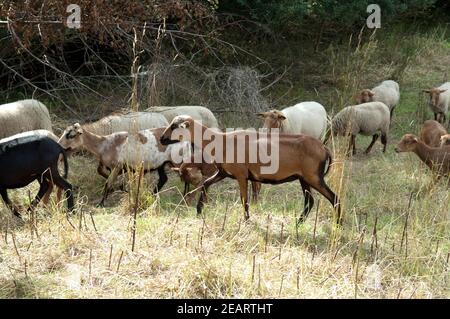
(73, 123, 83, 134)
(270, 110, 285, 120)
(179, 121, 190, 129)
(368, 91, 375, 97)
(170, 167, 180, 173)
(413, 137, 419, 142)
(439, 89, 447, 93)
(422, 89, 431, 93)
(256, 112, 268, 118)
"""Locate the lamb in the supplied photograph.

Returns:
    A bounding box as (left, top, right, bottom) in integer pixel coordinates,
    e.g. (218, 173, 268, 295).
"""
(0, 99, 53, 139)
(395, 134, 450, 177)
(329, 102, 390, 155)
(257, 101, 328, 140)
(148, 106, 219, 128)
(356, 80, 400, 121)
(0, 131, 73, 217)
(160, 116, 341, 225)
(62, 111, 169, 179)
(58, 123, 191, 206)
(419, 120, 447, 148)
(440, 134, 450, 147)
(423, 82, 450, 124)
(172, 159, 261, 203)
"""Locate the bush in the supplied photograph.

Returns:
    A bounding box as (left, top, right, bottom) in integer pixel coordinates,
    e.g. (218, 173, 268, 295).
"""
(218, 0, 440, 33)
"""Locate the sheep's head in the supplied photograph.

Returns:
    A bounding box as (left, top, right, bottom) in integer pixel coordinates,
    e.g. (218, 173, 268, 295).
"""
(395, 134, 419, 153)
(356, 89, 375, 104)
(172, 165, 203, 186)
(257, 110, 286, 130)
(423, 88, 447, 107)
(59, 123, 84, 151)
(440, 134, 450, 147)
(160, 115, 195, 145)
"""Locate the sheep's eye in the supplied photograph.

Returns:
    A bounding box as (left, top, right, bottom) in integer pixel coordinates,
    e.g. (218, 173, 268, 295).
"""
(66, 130, 77, 139)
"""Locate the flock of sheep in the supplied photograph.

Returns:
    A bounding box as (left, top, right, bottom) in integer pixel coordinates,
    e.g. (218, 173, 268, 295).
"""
(0, 79, 449, 224)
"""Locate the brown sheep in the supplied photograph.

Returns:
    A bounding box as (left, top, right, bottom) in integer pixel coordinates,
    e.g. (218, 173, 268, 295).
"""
(395, 134, 450, 177)
(419, 120, 447, 148)
(160, 115, 341, 225)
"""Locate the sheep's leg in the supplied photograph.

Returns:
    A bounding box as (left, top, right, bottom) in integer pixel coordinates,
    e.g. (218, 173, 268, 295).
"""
(251, 181, 261, 203)
(347, 135, 356, 156)
(196, 171, 225, 215)
(56, 186, 63, 203)
(152, 165, 168, 194)
(381, 133, 388, 153)
(237, 177, 250, 220)
(389, 107, 395, 125)
(98, 163, 127, 192)
(50, 165, 74, 213)
(0, 188, 21, 218)
(306, 175, 341, 225)
(298, 178, 314, 225)
(97, 162, 110, 179)
(183, 182, 190, 197)
(27, 178, 50, 212)
(98, 167, 120, 207)
(42, 181, 54, 205)
(365, 134, 379, 154)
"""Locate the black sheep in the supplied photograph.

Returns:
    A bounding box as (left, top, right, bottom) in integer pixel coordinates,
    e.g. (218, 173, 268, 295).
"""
(0, 133, 74, 217)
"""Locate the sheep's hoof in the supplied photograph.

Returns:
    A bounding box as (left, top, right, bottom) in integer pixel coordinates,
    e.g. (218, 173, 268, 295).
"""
(13, 211, 23, 219)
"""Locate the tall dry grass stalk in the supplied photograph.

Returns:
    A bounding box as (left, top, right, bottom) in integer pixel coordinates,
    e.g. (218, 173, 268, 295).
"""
(327, 28, 378, 113)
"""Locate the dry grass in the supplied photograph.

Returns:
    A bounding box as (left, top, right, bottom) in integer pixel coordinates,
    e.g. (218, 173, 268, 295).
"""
(0, 144, 448, 298)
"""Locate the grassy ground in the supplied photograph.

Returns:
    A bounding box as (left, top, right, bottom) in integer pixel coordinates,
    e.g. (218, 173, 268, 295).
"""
(0, 27, 449, 298)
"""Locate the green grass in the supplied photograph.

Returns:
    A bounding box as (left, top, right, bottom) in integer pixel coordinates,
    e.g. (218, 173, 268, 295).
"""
(0, 25, 449, 298)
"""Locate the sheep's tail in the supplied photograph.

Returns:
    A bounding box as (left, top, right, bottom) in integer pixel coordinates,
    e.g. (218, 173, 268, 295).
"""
(60, 149, 69, 179)
(323, 147, 333, 177)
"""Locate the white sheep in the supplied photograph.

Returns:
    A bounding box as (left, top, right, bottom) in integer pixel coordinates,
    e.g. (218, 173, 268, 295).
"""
(257, 101, 328, 140)
(423, 82, 450, 124)
(82, 111, 169, 136)
(330, 101, 390, 155)
(356, 80, 400, 122)
(59, 124, 191, 206)
(148, 106, 219, 128)
(0, 99, 53, 139)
